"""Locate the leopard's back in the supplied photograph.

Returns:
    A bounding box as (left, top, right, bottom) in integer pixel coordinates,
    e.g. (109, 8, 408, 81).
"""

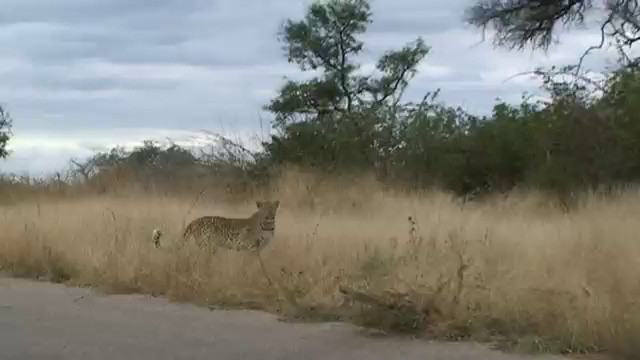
(182, 215, 256, 251)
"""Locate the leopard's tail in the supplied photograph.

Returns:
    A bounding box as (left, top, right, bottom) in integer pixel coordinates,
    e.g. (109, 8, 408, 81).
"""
(152, 221, 195, 250)
(151, 228, 164, 248)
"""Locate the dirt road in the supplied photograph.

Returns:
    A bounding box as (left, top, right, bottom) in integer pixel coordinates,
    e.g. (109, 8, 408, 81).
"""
(0, 277, 569, 360)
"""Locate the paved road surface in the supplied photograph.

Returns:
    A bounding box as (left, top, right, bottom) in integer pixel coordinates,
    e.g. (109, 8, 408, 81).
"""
(0, 277, 570, 360)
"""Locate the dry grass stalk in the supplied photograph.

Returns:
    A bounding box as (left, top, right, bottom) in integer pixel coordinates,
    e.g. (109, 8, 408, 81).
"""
(0, 169, 638, 357)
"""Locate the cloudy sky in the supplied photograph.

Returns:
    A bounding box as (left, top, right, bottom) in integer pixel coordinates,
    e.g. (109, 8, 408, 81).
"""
(0, 0, 616, 175)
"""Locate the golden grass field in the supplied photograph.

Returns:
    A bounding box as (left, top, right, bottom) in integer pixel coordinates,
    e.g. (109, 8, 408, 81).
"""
(1, 171, 638, 357)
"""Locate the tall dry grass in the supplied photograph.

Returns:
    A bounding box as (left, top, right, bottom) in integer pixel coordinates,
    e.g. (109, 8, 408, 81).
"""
(0, 170, 638, 357)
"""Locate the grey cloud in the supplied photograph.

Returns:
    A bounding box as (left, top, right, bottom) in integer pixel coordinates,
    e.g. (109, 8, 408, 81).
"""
(0, 0, 301, 68)
(2, 67, 180, 92)
(369, 0, 468, 34)
(0, 0, 214, 24)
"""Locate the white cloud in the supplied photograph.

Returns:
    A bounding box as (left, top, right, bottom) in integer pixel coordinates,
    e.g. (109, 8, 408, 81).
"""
(415, 64, 454, 79)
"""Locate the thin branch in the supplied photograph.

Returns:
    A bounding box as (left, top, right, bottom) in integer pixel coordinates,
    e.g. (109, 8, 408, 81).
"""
(502, 68, 607, 93)
(376, 66, 412, 106)
(337, 20, 354, 112)
(575, 13, 613, 77)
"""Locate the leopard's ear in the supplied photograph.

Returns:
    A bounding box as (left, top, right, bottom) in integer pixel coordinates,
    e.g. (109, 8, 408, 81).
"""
(274, 200, 280, 208)
(256, 201, 263, 209)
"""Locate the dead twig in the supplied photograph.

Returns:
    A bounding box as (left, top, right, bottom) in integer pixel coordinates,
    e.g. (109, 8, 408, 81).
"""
(181, 187, 206, 231)
(256, 252, 274, 287)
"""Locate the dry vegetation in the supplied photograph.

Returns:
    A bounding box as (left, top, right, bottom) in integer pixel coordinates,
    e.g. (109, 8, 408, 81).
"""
(1, 169, 639, 358)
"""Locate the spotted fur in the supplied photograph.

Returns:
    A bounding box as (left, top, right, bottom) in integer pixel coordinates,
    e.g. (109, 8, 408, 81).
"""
(153, 200, 280, 254)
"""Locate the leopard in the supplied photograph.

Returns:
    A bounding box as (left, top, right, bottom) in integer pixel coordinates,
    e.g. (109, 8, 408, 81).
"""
(152, 200, 280, 255)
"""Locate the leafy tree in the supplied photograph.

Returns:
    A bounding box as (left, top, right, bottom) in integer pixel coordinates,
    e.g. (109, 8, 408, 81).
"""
(0, 105, 13, 159)
(463, 0, 640, 198)
(71, 141, 199, 181)
(391, 100, 472, 188)
(265, 0, 432, 171)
